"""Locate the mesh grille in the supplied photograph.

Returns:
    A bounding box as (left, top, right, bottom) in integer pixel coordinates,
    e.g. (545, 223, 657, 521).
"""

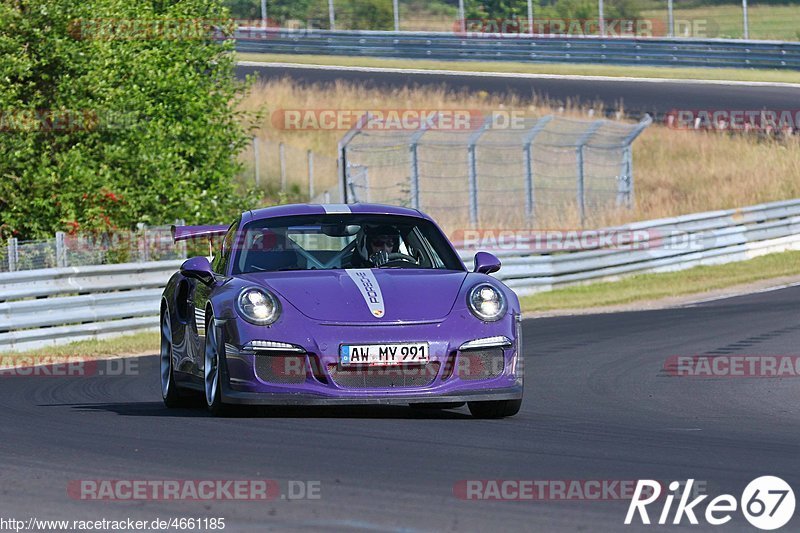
(255, 355, 308, 384)
(327, 362, 440, 389)
(457, 349, 505, 381)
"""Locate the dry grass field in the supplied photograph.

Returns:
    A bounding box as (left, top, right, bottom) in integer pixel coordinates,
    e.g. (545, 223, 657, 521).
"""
(238, 77, 800, 232)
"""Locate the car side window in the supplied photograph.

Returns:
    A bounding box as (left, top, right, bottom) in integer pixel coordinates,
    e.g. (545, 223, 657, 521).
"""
(212, 220, 239, 275)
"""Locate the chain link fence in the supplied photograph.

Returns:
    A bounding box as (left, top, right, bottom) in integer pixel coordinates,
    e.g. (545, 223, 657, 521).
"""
(340, 114, 651, 230)
(1, 224, 186, 273)
(242, 137, 343, 203)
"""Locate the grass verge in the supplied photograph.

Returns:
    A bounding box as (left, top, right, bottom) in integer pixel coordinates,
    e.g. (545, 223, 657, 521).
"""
(236, 52, 800, 85)
(0, 331, 159, 360)
(521, 250, 800, 312)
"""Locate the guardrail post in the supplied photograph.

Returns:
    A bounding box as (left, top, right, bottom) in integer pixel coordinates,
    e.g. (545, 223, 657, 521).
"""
(467, 117, 492, 227)
(279, 142, 287, 191)
(8, 237, 18, 272)
(307, 150, 315, 200)
(55, 231, 67, 268)
(521, 116, 553, 225)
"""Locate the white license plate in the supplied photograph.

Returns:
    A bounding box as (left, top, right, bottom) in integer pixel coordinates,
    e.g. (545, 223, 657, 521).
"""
(340, 343, 429, 366)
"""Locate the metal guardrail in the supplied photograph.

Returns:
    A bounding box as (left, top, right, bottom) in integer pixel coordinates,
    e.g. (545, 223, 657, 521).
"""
(235, 28, 800, 70)
(1, 199, 799, 351)
(459, 199, 800, 294)
(0, 261, 182, 352)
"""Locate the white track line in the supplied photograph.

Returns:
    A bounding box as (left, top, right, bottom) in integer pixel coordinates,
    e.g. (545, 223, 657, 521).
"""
(237, 60, 800, 89)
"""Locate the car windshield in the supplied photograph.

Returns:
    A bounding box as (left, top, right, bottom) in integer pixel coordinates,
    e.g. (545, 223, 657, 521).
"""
(231, 214, 464, 274)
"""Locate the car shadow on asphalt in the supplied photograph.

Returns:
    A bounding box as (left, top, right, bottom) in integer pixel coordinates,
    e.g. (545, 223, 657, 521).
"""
(48, 401, 475, 419)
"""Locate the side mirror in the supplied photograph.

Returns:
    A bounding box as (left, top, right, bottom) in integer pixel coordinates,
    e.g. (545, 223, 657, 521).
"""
(473, 251, 501, 274)
(180, 256, 216, 286)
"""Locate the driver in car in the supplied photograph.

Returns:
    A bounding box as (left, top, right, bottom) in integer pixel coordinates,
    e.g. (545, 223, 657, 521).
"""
(366, 227, 399, 267)
(350, 225, 408, 268)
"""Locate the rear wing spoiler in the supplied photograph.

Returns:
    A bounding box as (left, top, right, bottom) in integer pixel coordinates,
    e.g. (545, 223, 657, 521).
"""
(171, 224, 229, 243)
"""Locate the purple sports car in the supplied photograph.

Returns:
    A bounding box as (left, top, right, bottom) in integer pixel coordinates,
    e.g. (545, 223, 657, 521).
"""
(160, 203, 523, 418)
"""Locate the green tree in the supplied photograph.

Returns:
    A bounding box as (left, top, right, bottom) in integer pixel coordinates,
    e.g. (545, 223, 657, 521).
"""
(0, 0, 256, 240)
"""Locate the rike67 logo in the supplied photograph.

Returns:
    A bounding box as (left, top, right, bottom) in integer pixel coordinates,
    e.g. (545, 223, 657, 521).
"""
(625, 477, 795, 530)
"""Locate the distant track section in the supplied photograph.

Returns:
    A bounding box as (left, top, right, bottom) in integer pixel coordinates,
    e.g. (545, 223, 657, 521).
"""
(235, 62, 800, 119)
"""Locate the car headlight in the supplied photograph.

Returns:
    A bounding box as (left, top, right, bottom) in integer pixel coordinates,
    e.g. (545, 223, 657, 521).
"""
(467, 283, 507, 322)
(237, 288, 281, 325)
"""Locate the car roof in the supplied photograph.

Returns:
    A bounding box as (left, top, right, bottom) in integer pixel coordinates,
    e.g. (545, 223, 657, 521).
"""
(242, 203, 432, 225)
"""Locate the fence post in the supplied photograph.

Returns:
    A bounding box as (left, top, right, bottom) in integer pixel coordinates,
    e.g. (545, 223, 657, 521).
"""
(409, 143, 420, 210)
(598, 0, 605, 37)
(279, 142, 287, 190)
(409, 116, 434, 210)
(742, 0, 749, 39)
(176, 219, 187, 259)
(577, 146, 586, 226)
(617, 147, 632, 208)
(667, 0, 674, 37)
(392, 0, 399, 31)
(338, 112, 371, 204)
(8, 237, 18, 272)
(253, 136, 260, 188)
(328, 0, 335, 30)
(576, 120, 604, 227)
(619, 115, 651, 209)
(136, 223, 149, 263)
(55, 231, 67, 268)
(521, 116, 553, 225)
(467, 117, 492, 227)
(307, 150, 315, 200)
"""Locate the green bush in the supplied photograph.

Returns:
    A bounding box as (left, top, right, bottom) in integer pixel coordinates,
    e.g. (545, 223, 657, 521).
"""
(0, 0, 258, 241)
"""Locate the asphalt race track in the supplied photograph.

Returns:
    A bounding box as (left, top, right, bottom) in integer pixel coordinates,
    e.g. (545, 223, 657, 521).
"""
(2, 286, 799, 531)
(235, 63, 800, 119)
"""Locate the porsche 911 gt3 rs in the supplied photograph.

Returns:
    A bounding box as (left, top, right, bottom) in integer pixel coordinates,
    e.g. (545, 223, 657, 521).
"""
(160, 203, 523, 418)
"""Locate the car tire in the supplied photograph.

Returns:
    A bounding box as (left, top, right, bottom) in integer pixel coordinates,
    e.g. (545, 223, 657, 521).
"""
(467, 399, 522, 419)
(161, 309, 185, 408)
(204, 313, 233, 417)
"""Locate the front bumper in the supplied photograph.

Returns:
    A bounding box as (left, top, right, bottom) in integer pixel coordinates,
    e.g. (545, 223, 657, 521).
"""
(216, 311, 524, 405)
(221, 384, 523, 406)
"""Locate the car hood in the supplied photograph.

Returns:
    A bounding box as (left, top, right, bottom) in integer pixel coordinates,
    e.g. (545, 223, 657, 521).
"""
(237, 269, 468, 323)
